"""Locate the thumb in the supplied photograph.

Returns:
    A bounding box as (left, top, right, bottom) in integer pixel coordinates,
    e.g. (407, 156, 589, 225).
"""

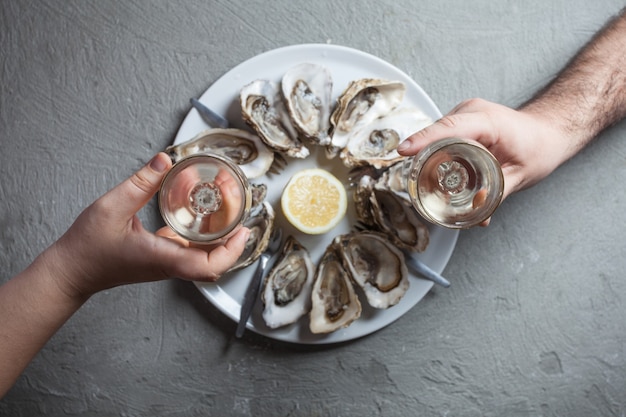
(108, 152, 172, 217)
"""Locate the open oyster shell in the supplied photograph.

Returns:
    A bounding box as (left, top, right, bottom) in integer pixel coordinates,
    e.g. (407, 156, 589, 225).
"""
(334, 231, 409, 309)
(282, 63, 333, 146)
(240, 79, 309, 159)
(327, 79, 406, 158)
(261, 235, 314, 329)
(370, 185, 429, 253)
(309, 245, 362, 334)
(375, 160, 411, 203)
(339, 107, 433, 169)
(165, 128, 274, 179)
(228, 201, 275, 272)
(353, 173, 429, 253)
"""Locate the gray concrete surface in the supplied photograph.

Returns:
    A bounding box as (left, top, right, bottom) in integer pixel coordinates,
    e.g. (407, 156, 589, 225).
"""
(2, 1, 626, 416)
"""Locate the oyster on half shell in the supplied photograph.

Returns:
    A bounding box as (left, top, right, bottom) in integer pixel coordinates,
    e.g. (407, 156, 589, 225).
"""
(339, 107, 433, 169)
(334, 231, 409, 309)
(327, 79, 406, 158)
(165, 128, 274, 179)
(375, 160, 411, 203)
(228, 201, 275, 272)
(240, 79, 309, 159)
(353, 174, 429, 253)
(282, 63, 333, 146)
(370, 185, 429, 253)
(262, 236, 315, 329)
(309, 245, 361, 334)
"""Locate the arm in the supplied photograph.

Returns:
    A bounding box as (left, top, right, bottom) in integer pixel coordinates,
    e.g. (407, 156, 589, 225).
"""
(398, 8, 626, 200)
(523, 8, 626, 153)
(0, 152, 250, 398)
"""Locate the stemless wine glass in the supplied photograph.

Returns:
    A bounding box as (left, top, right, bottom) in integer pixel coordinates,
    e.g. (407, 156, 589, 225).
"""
(158, 153, 252, 244)
(404, 138, 504, 229)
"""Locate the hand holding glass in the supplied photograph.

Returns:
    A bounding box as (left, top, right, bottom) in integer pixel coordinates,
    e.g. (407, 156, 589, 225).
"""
(158, 153, 252, 244)
(404, 138, 504, 229)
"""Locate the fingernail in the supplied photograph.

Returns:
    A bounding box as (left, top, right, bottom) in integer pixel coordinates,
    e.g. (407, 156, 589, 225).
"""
(150, 153, 168, 173)
(397, 141, 410, 152)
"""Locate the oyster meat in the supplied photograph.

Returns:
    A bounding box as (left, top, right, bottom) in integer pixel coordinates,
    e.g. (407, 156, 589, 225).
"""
(250, 183, 268, 208)
(352, 175, 377, 228)
(240, 79, 309, 159)
(334, 231, 409, 309)
(328, 79, 406, 158)
(339, 107, 433, 169)
(262, 236, 315, 329)
(282, 63, 333, 146)
(309, 245, 361, 334)
(165, 128, 274, 179)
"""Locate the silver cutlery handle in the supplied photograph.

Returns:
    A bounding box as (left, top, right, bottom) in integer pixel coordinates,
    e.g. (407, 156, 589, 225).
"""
(403, 254, 451, 288)
(235, 255, 267, 338)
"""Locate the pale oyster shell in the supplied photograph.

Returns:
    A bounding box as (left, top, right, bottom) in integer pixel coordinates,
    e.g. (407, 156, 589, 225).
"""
(262, 236, 314, 329)
(328, 79, 406, 157)
(309, 245, 361, 334)
(376, 160, 411, 203)
(334, 231, 409, 309)
(240, 79, 309, 159)
(282, 63, 333, 146)
(339, 107, 433, 169)
(228, 201, 275, 272)
(165, 128, 274, 179)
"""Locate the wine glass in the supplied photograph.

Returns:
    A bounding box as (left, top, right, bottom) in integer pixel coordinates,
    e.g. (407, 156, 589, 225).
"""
(404, 138, 504, 229)
(158, 153, 252, 244)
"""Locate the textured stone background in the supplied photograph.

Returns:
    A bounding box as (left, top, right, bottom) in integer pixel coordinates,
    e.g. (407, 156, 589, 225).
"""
(2, 1, 626, 416)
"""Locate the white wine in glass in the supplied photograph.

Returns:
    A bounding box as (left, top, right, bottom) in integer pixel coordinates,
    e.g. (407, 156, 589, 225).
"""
(159, 153, 252, 244)
(405, 138, 504, 229)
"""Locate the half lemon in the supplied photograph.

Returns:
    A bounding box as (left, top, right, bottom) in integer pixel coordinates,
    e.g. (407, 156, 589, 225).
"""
(281, 168, 347, 235)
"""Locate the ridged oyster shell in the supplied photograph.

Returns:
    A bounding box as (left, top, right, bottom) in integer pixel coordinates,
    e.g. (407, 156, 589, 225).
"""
(165, 128, 274, 179)
(282, 63, 333, 146)
(228, 201, 275, 272)
(375, 160, 411, 203)
(334, 231, 409, 309)
(328, 79, 406, 157)
(240, 80, 309, 159)
(262, 235, 314, 329)
(309, 245, 361, 334)
(339, 107, 433, 169)
(354, 174, 429, 253)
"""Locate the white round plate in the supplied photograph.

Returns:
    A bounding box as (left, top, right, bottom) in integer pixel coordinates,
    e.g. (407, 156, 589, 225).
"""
(173, 44, 458, 344)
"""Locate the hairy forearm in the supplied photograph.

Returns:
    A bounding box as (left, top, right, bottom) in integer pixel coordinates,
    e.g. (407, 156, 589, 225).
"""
(521, 8, 626, 158)
(0, 246, 87, 398)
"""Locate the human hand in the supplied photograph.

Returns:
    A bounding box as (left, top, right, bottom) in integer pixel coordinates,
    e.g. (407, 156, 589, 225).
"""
(397, 98, 571, 201)
(46, 152, 250, 300)
(204, 168, 246, 233)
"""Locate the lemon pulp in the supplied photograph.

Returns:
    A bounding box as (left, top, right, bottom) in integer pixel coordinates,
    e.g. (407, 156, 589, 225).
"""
(281, 168, 347, 235)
